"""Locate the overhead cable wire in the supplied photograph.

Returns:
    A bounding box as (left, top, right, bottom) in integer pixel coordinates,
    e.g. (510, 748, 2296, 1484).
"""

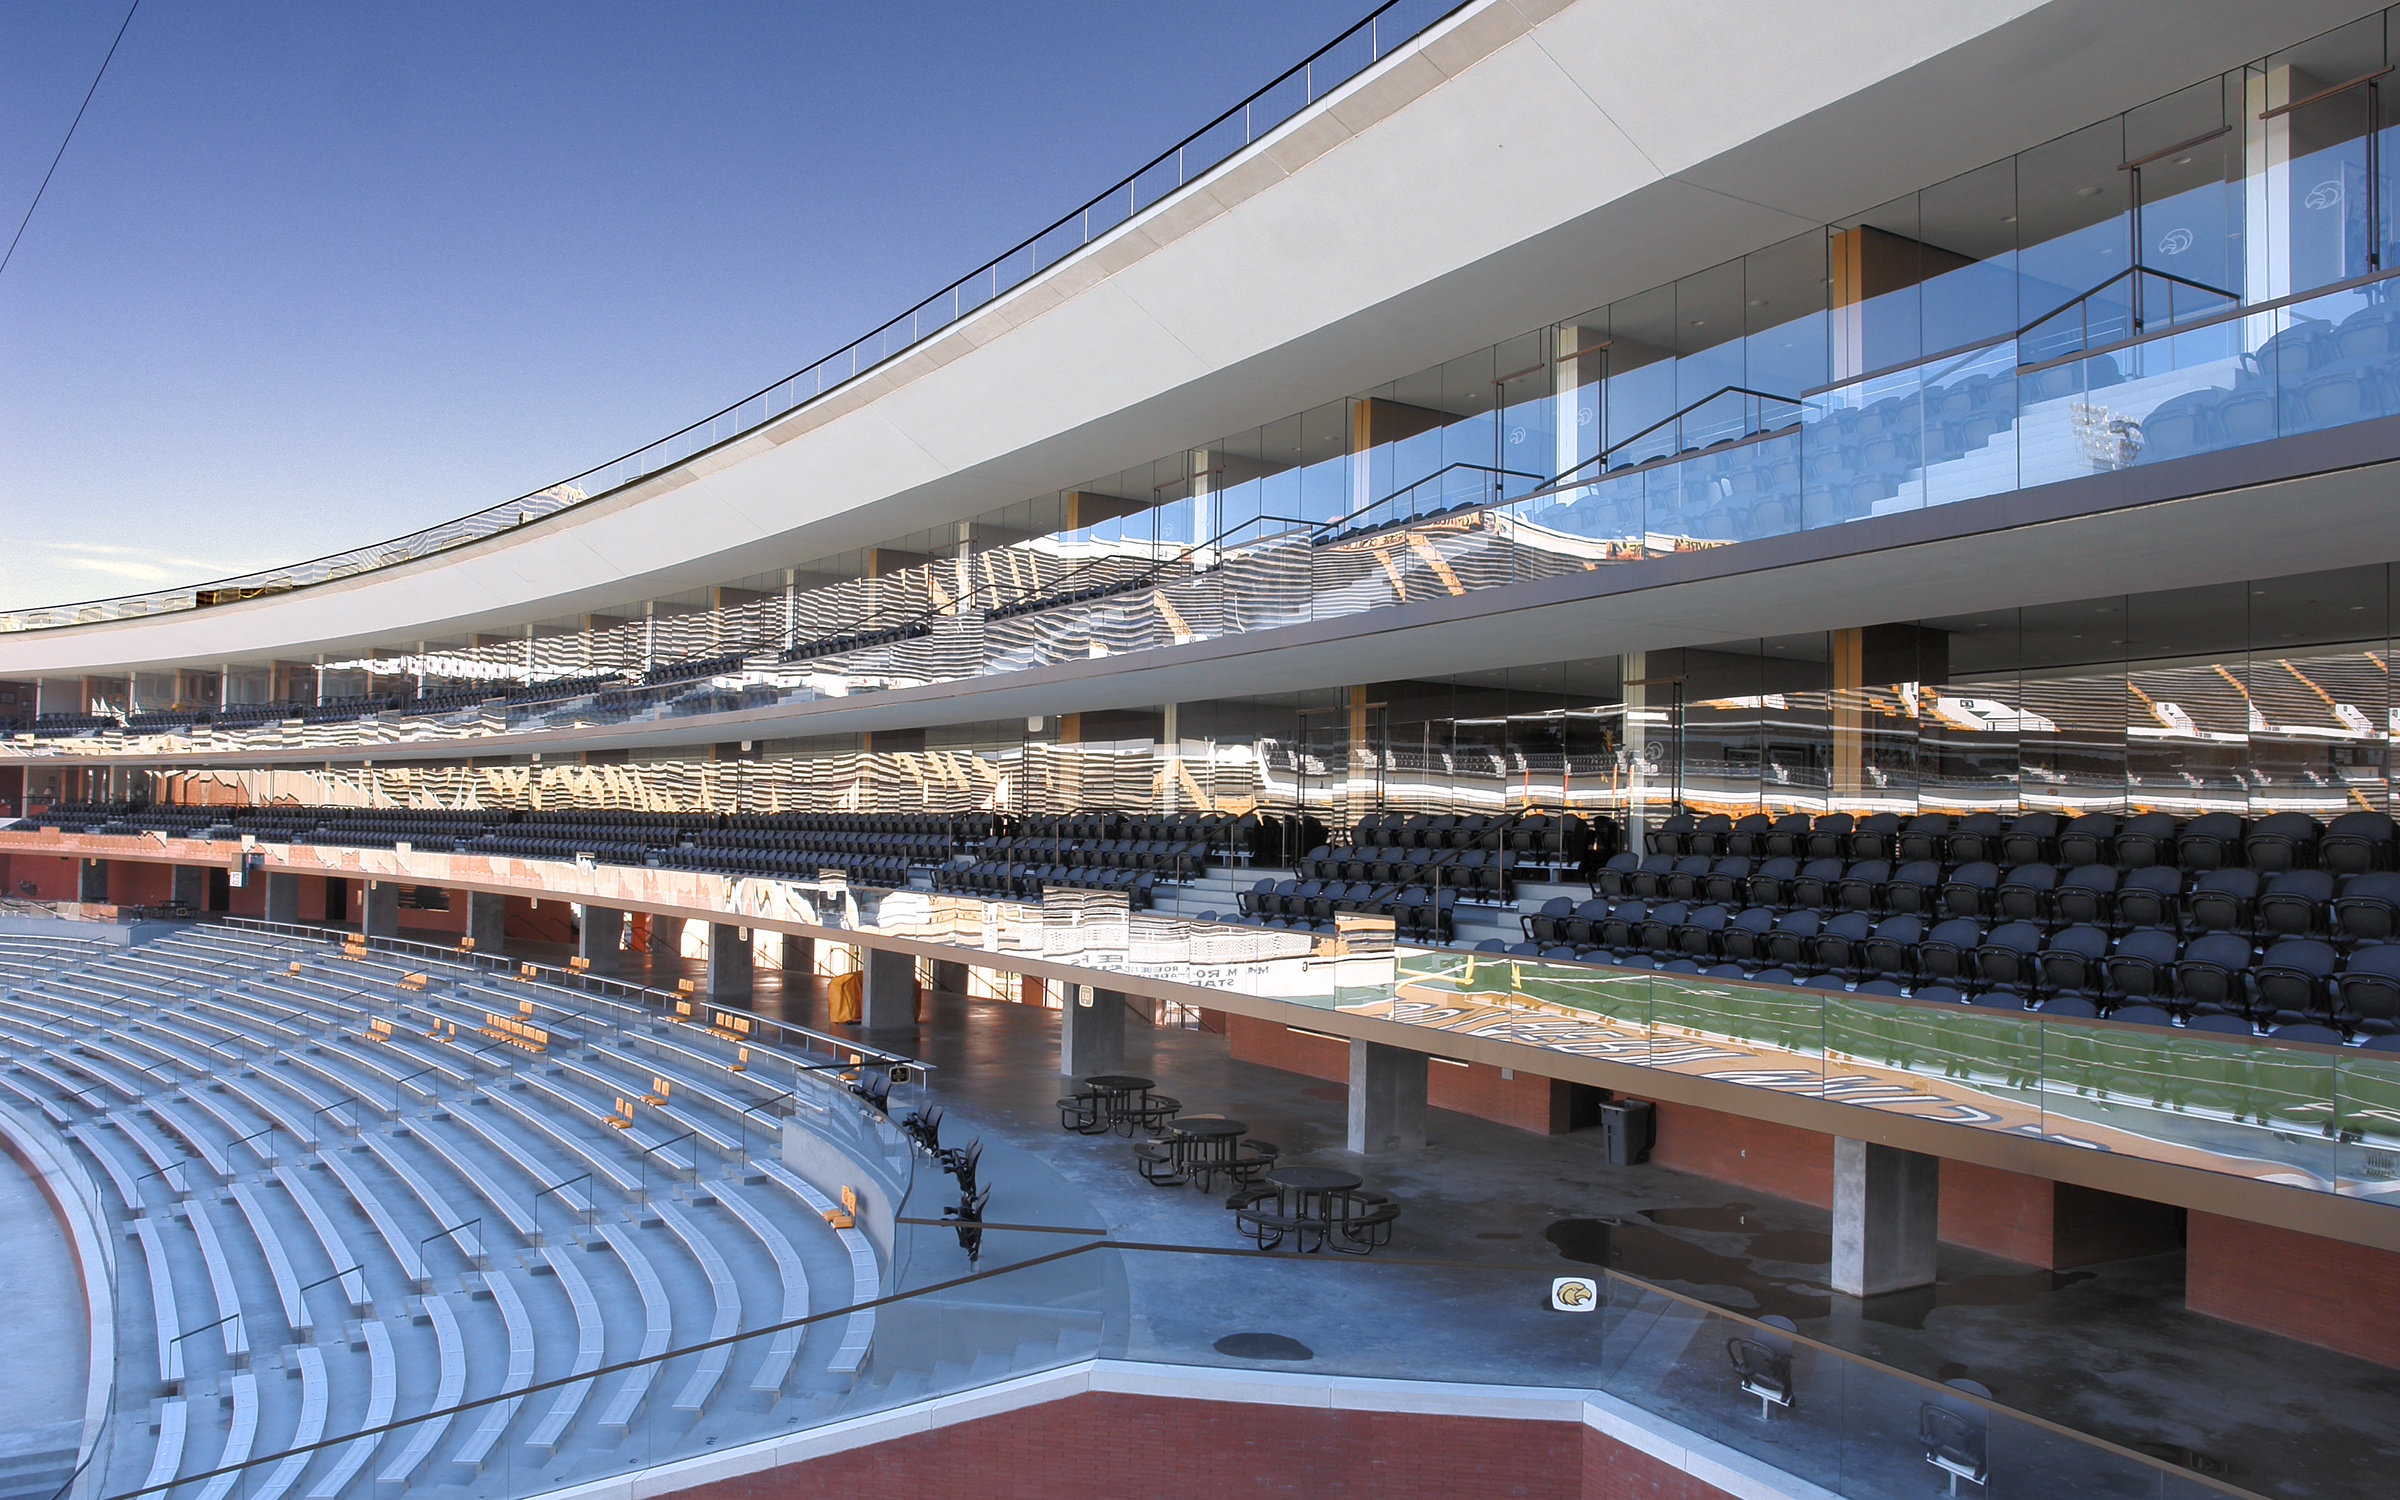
(0, 0, 142, 283)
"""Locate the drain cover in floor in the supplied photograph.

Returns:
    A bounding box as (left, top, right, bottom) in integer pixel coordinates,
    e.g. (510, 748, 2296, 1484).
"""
(1214, 1331, 1315, 1361)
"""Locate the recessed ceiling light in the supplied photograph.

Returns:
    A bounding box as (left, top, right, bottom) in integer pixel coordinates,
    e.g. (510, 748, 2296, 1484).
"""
(2176, 156, 2193, 166)
(2002, 214, 2018, 223)
(2078, 186, 2102, 196)
(1690, 319, 1705, 326)
(1749, 298, 1769, 307)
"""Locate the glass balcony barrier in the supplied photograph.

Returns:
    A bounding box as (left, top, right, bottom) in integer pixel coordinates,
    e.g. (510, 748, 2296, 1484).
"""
(67, 1185, 2264, 1500)
(24, 268, 2400, 765)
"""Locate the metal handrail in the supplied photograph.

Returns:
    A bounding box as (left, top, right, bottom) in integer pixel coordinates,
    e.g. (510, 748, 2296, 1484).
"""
(0, 0, 1469, 637)
(75, 1229, 2274, 1500)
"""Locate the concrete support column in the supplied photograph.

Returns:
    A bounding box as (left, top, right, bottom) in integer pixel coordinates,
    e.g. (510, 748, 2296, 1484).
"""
(263, 871, 301, 925)
(170, 865, 206, 911)
(466, 891, 506, 952)
(576, 906, 623, 973)
(650, 915, 686, 963)
(1832, 1138, 1940, 1297)
(931, 958, 971, 998)
(781, 932, 814, 975)
(77, 859, 108, 903)
(1346, 1040, 1428, 1155)
(360, 880, 400, 939)
(859, 946, 918, 1033)
(1059, 986, 1128, 1078)
(708, 923, 753, 1002)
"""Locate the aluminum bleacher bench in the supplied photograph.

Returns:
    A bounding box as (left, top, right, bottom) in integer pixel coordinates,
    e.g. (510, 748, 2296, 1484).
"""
(304, 1318, 391, 1499)
(272, 1162, 371, 1313)
(228, 1181, 314, 1339)
(753, 1155, 878, 1375)
(375, 1292, 462, 1486)
(594, 1221, 672, 1431)
(715, 1179, 810, 1393)
(654, 1196, 740, 1412)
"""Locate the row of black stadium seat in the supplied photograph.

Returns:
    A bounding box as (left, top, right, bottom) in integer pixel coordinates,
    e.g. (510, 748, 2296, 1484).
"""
(1228, 880, 1457, 940)
(933, 863, 1160, 905)
(1647, 808, 2395, 875)
(1593, 854, 2400, 941)
(1288, 850, 1521, 899)
(1514, 900, 2400, 1036)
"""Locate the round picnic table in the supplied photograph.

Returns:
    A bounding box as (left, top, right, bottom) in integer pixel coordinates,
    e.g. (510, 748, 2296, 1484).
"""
(1262, 1165, 1363, 1227)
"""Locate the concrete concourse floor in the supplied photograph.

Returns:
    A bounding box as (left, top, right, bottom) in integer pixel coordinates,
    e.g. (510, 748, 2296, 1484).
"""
(0, 1144, 89, 1478)
(514, 944, 2400, 1499)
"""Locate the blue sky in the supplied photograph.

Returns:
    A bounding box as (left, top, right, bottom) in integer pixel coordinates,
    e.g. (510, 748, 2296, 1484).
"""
(0, 1, 1364, 609)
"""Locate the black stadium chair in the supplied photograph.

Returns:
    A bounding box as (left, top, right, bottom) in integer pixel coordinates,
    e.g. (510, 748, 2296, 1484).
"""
(1747, 857, 1802, 908)
(1805, 813, 1855, 861)
(1939, 862, 2001, 920)
(1947, 812, 2006, 865)
(2254, 939, 2339, 1027)
(2103, 928, 2180, 1005)
(1833, 860, 1892, 913)
(1806, 911, 1872, 979)
(2256, 870, 2335, 938)
(1524, 896, 1574, 945)
(1896, 814, 1952, 864)
(2186, 869, 2260, 934)
(1666, 855, 1715, 901)
(2245, 811, 2323, 874)
(2114, 865, 2184, 930)
(2177, 812, 2248, 871)
(2175, 933, 2256, 1018)
(2335, 871, 2400, 945)
(2038, 924, 2110, 997)
(2338, 944, 2400, 1035)
(1861, 915, 1924, 982)
(2000, 812, 2062, 867)
(1676, 905, 1731, 959)
(1763, 813, 1813, 859)
(1850, 812, 1904, 861)
(1790, 857, 1847, 910)
(2321, 810, 2397, 876)
(1884, 859, 1945, 917)
(1727, 813, 1774, 859)
(1763, 909, 1823, 970)
(2052, 863, 2118, 927)
(1994, 863, 2059, 924)
(2057, 813, 2119, 868)
(2115, 812, 2181, 868)
(1702, 856, 1753, 904)
(1721, 906, 1777, 965)
(1973, 921, 2044, 994)
(1917, 918, 1984, 985)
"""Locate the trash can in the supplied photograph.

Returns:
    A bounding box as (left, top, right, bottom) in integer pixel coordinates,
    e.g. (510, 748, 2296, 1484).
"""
(1600, 1098, 1654, 1166)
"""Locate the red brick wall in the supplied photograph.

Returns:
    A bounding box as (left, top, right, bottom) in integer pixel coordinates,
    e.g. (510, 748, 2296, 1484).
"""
(106, 860, 173, 906)
(1648, 1099, 1836, 1209)
(659, 1390, 1731, 1500)
(1226, 1015, 1570, 1134)
(1581, 1423, 1734, 1500)
(2188, 1212, 2400, 1369)
(1940, 1159, 2056, 1265)
(0, 853, 83, 902)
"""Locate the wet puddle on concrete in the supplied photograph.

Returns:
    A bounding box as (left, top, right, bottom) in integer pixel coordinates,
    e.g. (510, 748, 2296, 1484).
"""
(1546, 1203, 2093, 1328)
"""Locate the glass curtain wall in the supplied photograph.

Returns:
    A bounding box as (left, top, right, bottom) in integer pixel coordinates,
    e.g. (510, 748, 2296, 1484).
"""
(103, 564, 2393, 832)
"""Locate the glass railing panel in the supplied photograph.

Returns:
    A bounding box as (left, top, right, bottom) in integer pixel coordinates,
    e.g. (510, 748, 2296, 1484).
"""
(2335, 1045, 2400, 1198)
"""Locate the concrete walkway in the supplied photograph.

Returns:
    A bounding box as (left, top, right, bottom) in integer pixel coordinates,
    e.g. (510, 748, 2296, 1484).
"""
(0, 1147, 88, 1495)
(498, 944, 2400, 1499)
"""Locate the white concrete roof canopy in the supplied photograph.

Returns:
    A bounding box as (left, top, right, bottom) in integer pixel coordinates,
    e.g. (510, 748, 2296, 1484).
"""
(3, 0, 2376, 678)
